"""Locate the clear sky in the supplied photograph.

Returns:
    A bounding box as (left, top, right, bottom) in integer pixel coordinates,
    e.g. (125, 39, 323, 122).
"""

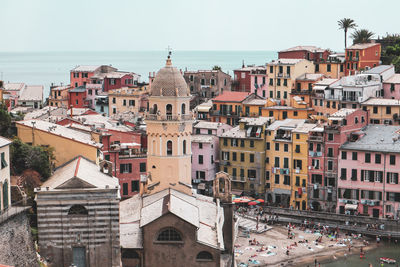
(1, 0, 399, 52)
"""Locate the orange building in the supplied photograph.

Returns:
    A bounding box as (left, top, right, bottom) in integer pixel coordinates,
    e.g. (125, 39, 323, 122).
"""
(261, 96, 313, 120)
(48, 85, 71, 108)
(345, 43, 381, 75)
(210, 91, 249, 126)
(315, 62, 345, 79)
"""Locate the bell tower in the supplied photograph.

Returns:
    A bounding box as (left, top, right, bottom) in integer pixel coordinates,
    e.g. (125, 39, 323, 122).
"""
(144, 54, 193, 195)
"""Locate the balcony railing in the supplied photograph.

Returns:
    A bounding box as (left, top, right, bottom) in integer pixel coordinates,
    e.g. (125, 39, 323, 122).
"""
(309, 136, 323, 142)
(145, 113, 194, 121)
(210, 110, 239, 116)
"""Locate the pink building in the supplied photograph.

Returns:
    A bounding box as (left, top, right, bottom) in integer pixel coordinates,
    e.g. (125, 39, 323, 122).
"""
(383, 74, 400, 99)
(338, 125, 400, 219)
(249, 67, 268, 98)
(191, 121, 232, 194)
(308, 108, 368, 212)
(85, 84, 102, 109)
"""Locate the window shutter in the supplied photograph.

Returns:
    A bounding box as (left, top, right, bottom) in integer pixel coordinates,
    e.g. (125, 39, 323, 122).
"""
(129, 164, 132, 173)
(387, 173, 390, 184)
(361, 170, 364, 181)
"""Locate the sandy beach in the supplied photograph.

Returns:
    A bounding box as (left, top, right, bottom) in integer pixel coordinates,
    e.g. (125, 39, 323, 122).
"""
(235, 222, 377, 267)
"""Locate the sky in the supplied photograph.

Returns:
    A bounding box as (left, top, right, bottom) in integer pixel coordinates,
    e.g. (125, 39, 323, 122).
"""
(1, 0, 400, 52)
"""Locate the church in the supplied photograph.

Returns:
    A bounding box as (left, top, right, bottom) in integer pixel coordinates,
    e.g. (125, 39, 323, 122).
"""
(119, 55, 234, 267)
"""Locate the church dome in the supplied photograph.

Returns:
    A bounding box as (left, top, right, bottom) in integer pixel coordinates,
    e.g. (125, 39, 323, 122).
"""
(150, 58, 189, 97)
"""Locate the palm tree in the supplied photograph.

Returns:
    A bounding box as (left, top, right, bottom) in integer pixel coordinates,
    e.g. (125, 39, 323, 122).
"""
(338, 18, 357, 49)
(351, 29, 375, 44)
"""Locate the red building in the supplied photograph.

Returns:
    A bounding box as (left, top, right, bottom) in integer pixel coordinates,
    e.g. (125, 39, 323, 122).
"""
(70, 65, 117, 88)
(278, 46, 330, 63)
(345, 43, 381, 75)
(103, 72, 137, 92)
(233, 66, 260, 92)
(101, 129, 147, 198)
(68, 86, 87, 108)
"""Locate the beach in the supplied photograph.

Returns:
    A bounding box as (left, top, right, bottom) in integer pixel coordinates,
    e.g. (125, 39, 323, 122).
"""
(234, 222, 377, 267)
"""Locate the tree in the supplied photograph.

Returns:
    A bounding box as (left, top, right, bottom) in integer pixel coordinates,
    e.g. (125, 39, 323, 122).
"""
(351, 29, 375, 44)
(0, 103, 12, 137)
(212, 65, 222, 71)
(338, 18, 357, 49)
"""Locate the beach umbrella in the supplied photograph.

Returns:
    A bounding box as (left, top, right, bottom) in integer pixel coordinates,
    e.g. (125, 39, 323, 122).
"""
(256, 199, 265, 203)
(240, 199, 251, 203)
(248, 201, 260, 205)
(233, 198, 242, 203)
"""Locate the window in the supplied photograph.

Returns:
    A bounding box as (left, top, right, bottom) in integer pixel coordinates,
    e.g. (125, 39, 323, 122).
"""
(352, 152, 358, 160)
(387, 172, 399, 184)
(223, 139, 227, 146)
(240, 153, 245, 162)
(284, 157, 289, 168)
(232, 152, 237, 161)
(240, 140, 245, 147)
(283, 79, 287, 86)
(284, 144, 288, 152)
(269, 66, 273, 73)
(250, 154, 254, 163)
(123, 99, 127, 106)
(275, 143, 279, 151)
(375, 154, 381, 164)
(309, 143, 313, 151)
(351, 169, 357, 181)
(294, 159, 302, 170)
(294, 111, 298, 116)
(328, 160, 333, 171)
(112, 97, 116, 104)
(266, 142, 270, 150)
(386, 106, 391, 114)
(120, 163, 132, 173)
(296, 134, 300, 139)
(275, 174, 280, 184)
(277, 79, 281, 86)
(139, 162, 146, 172)
(342, 151, 347, 159)
(295, 145, 300, 153)
(156, 228, 182, 242)
(129, 100, 135, 106)
(274, 157, 280, 167)
(123, 183, 128, 195)
(198, 155, 203, 164)
(327, 148, 333, 157)
(327, 64, 331, 72)
(390, 155, 396, 165)
(373, 106, 378, 114)
(199, 143, 203, 149)
(196, 251, 213, 261)
(295, 176, 300, 186)
(208, 129, 212, 135)
(269, 78, 273, 86)
(311, 159, 319, 169)
(328, 133, 333, 141)
(1, 152, 7, 169)
(131, 181, 139, 192)
(68, 205, 88, 215)
(283, 175, 290, 185)
(183, 140, 187, 154)
(167, 141, 173, 155)
(341, 168, 347, 180)
(365, 153, 371, 163)
(181, 103, 186, 115)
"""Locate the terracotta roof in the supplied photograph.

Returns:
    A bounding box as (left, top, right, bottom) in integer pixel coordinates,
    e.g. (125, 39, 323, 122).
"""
(212, 91, 249, 102)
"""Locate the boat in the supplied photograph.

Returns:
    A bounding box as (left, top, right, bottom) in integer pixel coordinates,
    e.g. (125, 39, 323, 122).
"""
(380, 257, 396, 264)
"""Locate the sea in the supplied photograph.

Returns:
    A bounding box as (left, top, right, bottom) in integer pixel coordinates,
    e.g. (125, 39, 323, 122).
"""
(0, 50, 277, 98)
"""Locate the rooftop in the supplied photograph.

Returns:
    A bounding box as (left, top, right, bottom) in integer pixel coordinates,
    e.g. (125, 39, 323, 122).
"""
(385, 74, 400, 84)
(3, 83, 25, 91)
(191, 135, 214, 143)
(51, 85, 71, 91)
(120, 188, 225, 250)
(212, 91, 249, 102)
(296, 73, 325, 81)
(279, 45, 327, 53)
(242, 98, 267, 106)
(17, 120, 102, 148)
(220, 126, 245, 138)
(341, 125, 400, 153)
(365, 65, 394, 75)
(361, 98, 400, 106)
(347, 43, 380, 50)
(19, 85, 43, 101)
(267, 119, 306, 131)
(234, 65, 266, 72)
(40, 156, 119, 191)
(293, 123, 318, 133)
(268, 58, 304, 65)
(69, 86, 86, 93)
(194, 121, 225, 130)
(0, 137, 12, 148)
(330, 108, 357, 118)
(239, 117, 274, 126)
(71, 65, 101, 72)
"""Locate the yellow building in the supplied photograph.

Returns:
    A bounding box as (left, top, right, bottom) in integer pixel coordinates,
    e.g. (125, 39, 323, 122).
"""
(361, 98, 400, 125)
(109, 85, 149, 116)
(315, 62, 345, 79)
(267, 59, 315, 100)
(220, 117, 274, 197)
(241, 93, 267, 117)
(16, 120, 102, 167)
(265, 119, 316, 210)
(261, 96, 314, 120)
(48, 85, 71, 108)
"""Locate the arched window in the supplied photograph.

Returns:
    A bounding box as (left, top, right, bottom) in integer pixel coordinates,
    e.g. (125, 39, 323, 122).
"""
(156, 228, 182, 242)
(152, 104, 158, 114)
(196, 251, 213, 261)
(183, 140, 186, 155)
(181, 103, 186, 115)
(166, 104, 172, 120)
(167, 141, 173, 155)
(68, 204, 88, 215)
(2, 180, 7, 210)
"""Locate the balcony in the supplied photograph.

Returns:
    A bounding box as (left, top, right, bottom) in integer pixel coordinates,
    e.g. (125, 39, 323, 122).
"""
(308, 151, 323, 157)
(231, 176, 246, 183)
(309, 136, 323, 142)
(274, 133, 292, 142)
(210, 110, 239, 117)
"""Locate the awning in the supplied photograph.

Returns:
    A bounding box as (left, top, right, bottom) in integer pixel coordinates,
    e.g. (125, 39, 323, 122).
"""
(231, 190, 243, 196)
(345, 204, 358, 210)
(313, 85, 327, 90)
(197, 106, 211, 112)
(197, 183, 206, 190)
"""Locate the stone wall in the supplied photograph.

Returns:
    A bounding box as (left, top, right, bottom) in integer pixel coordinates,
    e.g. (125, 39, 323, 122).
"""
(0, 211, 37, 267)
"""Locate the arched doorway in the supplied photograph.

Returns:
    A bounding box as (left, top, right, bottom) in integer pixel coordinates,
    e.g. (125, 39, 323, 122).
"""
(121, 249, 141, 267)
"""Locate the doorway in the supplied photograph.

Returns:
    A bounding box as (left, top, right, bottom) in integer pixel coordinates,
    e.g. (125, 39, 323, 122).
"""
(73, 247, 86, 267)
